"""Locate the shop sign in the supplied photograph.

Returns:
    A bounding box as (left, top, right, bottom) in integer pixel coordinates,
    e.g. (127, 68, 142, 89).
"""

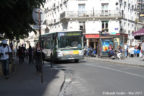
(115, 28, 118, 30)
(110, 32, 116, 35)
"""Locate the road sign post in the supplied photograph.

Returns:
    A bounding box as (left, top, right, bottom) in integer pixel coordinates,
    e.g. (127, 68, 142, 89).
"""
(32, 8, 45, 83)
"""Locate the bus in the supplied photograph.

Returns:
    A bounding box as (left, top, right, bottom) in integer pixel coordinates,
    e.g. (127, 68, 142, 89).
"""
(41, 31, 84, 63)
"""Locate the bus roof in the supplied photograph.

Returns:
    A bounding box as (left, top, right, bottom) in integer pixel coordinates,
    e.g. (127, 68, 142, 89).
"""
(42, 30, 82, 36)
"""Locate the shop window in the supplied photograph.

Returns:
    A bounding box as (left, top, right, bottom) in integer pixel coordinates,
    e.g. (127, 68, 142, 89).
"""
(80, 26, 83, 30)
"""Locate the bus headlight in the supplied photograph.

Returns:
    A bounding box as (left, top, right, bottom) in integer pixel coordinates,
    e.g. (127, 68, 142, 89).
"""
(79, 50, 84, 56)
(57, 52, 63, 57)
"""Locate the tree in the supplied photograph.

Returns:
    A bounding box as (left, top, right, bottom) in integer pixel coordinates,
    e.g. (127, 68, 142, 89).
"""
(0, 0, 45, 40)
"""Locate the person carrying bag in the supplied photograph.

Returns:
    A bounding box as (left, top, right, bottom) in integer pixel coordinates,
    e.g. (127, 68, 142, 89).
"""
(0, 40, 12, 79)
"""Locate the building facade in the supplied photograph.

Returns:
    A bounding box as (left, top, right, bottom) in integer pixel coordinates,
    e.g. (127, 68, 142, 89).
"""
(44, 0, 138, 55)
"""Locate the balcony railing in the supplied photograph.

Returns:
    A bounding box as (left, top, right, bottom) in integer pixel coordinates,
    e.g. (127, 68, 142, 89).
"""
(60, 10, 123, 20)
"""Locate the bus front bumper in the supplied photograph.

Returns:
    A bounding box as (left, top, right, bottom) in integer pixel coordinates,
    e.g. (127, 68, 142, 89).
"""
(57, 55, 84, 61)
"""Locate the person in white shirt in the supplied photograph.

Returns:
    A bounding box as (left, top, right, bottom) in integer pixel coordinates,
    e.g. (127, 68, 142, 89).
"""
(128, 45, 134, 57)
(0, 40, 12, 79)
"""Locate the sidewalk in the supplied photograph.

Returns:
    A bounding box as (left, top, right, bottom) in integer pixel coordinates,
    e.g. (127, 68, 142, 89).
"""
(85, 56, 144, 66)
(0, 58, 64, 96)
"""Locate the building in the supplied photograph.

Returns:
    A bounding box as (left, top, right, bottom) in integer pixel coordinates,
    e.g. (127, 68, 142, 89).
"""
(137, 0, 144, 22)
(44, 0, 138, 56)
(42, 0, 139, 56)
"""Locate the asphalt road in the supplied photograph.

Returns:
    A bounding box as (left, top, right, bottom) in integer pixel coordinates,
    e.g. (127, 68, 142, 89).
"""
(56, 59, 144, 96)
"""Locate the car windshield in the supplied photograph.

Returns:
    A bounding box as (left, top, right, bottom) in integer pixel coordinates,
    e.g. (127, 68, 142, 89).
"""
(58, 35, 82, 49)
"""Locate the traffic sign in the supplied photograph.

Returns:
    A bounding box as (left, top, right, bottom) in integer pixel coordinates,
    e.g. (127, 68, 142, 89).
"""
(32, 8, 45, 25)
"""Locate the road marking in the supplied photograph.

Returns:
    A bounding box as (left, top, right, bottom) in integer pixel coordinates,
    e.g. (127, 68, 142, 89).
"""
(97, 65, 144, 79)
(85, 63, 144, 79)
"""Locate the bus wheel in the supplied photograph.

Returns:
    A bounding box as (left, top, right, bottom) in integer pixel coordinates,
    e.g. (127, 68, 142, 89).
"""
(74, 59, 79, 63)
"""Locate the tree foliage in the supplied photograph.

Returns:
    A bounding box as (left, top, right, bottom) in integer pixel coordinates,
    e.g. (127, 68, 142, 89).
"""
(0, 0, 45, 40)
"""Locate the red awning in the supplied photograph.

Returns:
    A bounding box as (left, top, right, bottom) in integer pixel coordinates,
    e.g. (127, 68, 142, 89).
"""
(84, 33, 127, 38)
(133, 28, 144, 36)
(85, 34, 100, 38)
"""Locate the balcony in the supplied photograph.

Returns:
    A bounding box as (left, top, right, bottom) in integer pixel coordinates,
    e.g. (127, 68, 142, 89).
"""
(60, 10, 123, 20)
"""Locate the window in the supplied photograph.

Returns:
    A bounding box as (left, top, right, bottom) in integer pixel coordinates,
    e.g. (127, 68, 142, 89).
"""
(58, 35, 82, 49)
(78, 4, 85, 16)
(79, 21, 85, 31)
(101, 3, 109, 15)
(102, 21, 108, 30)
(124, 2, 126, 8)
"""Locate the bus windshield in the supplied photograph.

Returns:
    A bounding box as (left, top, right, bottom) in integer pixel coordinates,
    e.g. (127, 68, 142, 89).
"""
(58, 34, 82, 49)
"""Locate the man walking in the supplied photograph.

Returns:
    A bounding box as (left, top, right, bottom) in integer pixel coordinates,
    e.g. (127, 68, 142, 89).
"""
(0, 40, 12, 79)
(18, 45, 25, 64)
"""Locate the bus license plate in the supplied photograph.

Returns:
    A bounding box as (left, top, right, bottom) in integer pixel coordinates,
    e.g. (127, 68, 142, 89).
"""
(68, 58, 74, 59)
(73, 50, 79, 54)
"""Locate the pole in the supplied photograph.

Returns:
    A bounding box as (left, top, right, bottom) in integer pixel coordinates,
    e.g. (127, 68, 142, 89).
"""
(127, 0, 129, 45)
(38, 10, 43, 83)
(99, 31, 102, 57)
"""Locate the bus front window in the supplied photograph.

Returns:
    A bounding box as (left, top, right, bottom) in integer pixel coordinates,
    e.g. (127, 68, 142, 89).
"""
(58, 36, 82, 49)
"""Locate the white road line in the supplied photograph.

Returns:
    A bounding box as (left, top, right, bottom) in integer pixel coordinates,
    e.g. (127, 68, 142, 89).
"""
(97, 65, 144, 79)
(85, 64, 144, 79)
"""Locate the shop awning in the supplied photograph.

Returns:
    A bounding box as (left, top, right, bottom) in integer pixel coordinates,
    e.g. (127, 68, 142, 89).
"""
(133, 28, 144, 36)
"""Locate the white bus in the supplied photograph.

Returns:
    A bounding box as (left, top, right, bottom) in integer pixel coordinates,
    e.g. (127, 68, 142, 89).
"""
(41, 31, 84, 63)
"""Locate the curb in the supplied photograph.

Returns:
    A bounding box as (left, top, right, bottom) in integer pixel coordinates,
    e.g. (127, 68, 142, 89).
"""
(85, 57, 144, 67)
(58, 69, 72, 96)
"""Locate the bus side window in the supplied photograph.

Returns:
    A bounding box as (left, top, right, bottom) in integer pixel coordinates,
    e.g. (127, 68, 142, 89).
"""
(46, 39, 50, 49)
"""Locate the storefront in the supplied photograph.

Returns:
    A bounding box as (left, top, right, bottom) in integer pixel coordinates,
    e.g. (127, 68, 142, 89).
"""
(85, 33, 127, 57)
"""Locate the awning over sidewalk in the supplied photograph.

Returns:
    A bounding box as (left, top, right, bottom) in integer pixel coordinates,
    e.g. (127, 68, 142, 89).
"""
(133, 28, 144, 36)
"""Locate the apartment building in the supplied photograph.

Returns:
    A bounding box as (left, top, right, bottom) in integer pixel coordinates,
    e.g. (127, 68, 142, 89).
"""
(44, 0, 138, 55)
(137, 0, 144, 22)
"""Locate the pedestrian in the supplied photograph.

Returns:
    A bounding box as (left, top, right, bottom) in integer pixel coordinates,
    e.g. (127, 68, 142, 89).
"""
(0, 40, 12, 79)
(108, 48, 115, 58)
(128, 45, 134, 57)
(34, 42, 42, 73)
(134, 46, 137, 57)
(17, 45, 26, 64)
(14, 47, 17, 57)
(136, 48, 140, 57)
(138, 44, 141, 57)
(116, 46, 123, 59)
(141, 40, 144, 60)
(28, 45, 33, 64)
(124, 43, 128, 57)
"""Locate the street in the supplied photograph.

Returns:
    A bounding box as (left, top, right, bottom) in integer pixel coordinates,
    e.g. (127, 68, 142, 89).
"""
(56, 58, 144, 96)
(0, 58, 144, 96)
